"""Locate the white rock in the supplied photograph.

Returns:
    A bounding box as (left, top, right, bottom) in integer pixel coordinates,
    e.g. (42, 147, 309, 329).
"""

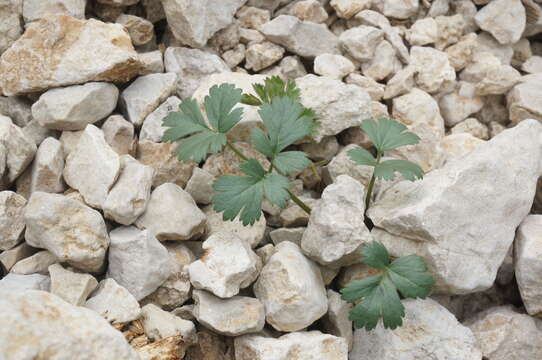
(24, 192, 109, 273)
(204, 206, 265, 248)
(0, 95, 33, 127)
(85, 278, 141, 324)
(507, 80, 542, 125)
(49, 263, 98, 306)
(323, 144, 373, 187)
(188, 232, 261, 298)
(410, 46, 456, 94)
(140, 96, 180, 142)
(439, 82, 484, 127)
(120, 73, 177, 127)
(301, 175, 370, 267)
(245, 41, 285, 71)
(58, 130, 83, 159)
(237, 6, 270, 29)
(11, 250, 56, 275)
(254, 241, 327, 331)
(0, 115, 37, 183)
(330, 0, 371, 19)
(291, 0, 328, 23)
(345, 73, 385, 101)
(185, 167, 216, 205)
(375, 0, 419, 20)
(0, 273, 50, 294)
(434, 14, 466, 50)
(102, 115, 135, 156)
(441, 133, 486, 162)
(107, 226, 171, 301)
(475, 64, 521, 96)
(138, 50, 164, 75)
(300, 136, 340, 162)
(222, 43, 246, 68)
(161, 0, 245, 48)
(322, 289, 353, 350)
(393, 88, 445, 138)
(234, 331, 348, 360)
(164, 47, 230, 99)
(0, 0, 23, 54)
(135, 183, 206, 241)
(270, 227, 305, 246)
(475, 32, 514, 65)
(465, 306, 542, 360)
(350, 298, 481, 359)
(0, 242, 35, 271)
(116, 14, 154, 46)
(369, 120, 542, 294)
(406, 18, 438, 46)
(339, 25, 384, 62)
(446, 33, 478, 71)
(22, 0, 86, 22)
(383, 66, 415, 99)
(522, 56, 542, 73)
(0, 290, 139, 359)
(474, 0, 526, 45)
(450, 118, 489, 140)
(296, 74, 372, 143)
(260, 15, 340, 58)
(141, 303, 196, 342)
(193, 290, 265, 336)
(0, 191, 26, 250)
(361, 40, 399, 81)
(63, 124, 120, 209)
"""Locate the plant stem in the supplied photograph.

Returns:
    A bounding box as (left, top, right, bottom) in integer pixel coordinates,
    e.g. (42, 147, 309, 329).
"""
(226, 141, 248, 161)
(365, 151, 382, 212)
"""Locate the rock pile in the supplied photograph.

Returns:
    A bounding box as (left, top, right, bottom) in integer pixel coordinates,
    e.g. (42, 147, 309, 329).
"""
(1, 0, 542, 359)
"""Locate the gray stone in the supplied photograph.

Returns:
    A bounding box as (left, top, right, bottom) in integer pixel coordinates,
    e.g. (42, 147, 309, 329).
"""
(116, 14, 154, 46)
(102, 115, 135, 156)
(49, 263, 98, 306)
(11, 250, 56, 275)
(474, 0, 526, 45)
(0, 191, 26, 250)
(0, 115, 36, 183)
(204, 206, 265, 248)
(0, 273, 50, 294)
(339, 25, 384, 62)
(314, 54, 355, 80)
(507, 80, 542, 125)
(140, 96, 181, 143)
(322, 289, 353, 350)
(245, 41, 285, 71)
(185, 167, 216, 205)
(140, 303, 196, 342)
(84, 278, 141, 324)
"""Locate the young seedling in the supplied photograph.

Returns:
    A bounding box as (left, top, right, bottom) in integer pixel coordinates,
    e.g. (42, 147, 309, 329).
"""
(340, 242, 435, 330)
(347, 117, 424, 211)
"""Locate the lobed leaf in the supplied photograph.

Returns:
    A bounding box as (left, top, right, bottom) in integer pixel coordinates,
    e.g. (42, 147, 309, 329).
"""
(361, 118, 421, 152)
(347, 147, 378, 167)
(272, 151, 311, 174)
(241, 76, 301, 105)
(373, 160, 424, 181)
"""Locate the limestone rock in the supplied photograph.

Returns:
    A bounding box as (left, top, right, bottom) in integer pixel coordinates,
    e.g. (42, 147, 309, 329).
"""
(270, 227, 304, 246)
(63, 124, 121, 209)
(383, 66, 415, 99)
(339, 25, 384, 62)
(260, 15, 340, 58)
(245, 41, 285, 71)
(301, 175, 370, 267)
(254, 241, 327, 331)
(0, 0, 23, 54)
(522, 56, 542, 74)
(434, 14, 466, 50)
(204, 206, 265, 248)
(369, 120, 542, 294)
(0, 242, 35, 271)
(323, 144, 373, 187)
(185, 167, 216, 205)
(0, 15, 141, 96)
(24, 192, 109, 273)
(406, 18, 438, 46)
(0, 115, 37, 183)
(446, 33, 478, 71)
(138, 50, 164, 75)
(102, 115, 135, 156)
(141, 303, 196, 343)
(346, 73, 385, 100)
(410, 46, 456, 94)
(85, 278, 141, 324)
(314, 54, 355, 80)
(322, 289, 353, 350)
(361, 40, 400, 81)
(0, 273, 50, 294)
(330, 0, 371, 19)
(116, 14, 154, 46)
(291, 0, 328, 23)
(375, 0, 419, 20)
(140, 97, 181, 143)
(441, 133, 486, 162)
(0, 190, 26, 250)
(0, 95, 33, 127)
(21, 119, 57, 147)
(11, 250, 56, 275)
(474, 0, 526, 45)
(188, 232, 261, 298)
(439, 82, 485, 127)
(22, 0, 86, 22)
(237, 6, 270, 29)
(193, 290, 265, 336)
(107, 226, 171, 300)
(0, 290, 139, 359)
(222, 44, 246, 68)
(135, 183, 206, 241)
(49, 263, 98, 306)
(450, 118, 489, 140)
(507, 80, 542, 125)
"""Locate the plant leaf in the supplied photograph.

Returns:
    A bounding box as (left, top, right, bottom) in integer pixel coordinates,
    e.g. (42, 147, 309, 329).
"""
(241, 76, 301, 105)
(272, 151, 311, 174)
(361, 118, 421, 152)
(212, 159, 291, 226)
(340, 242, 434, 331)
(348, 147, 378, 167)
(374, 160, 424, 181)
(204, 83, 244, 133)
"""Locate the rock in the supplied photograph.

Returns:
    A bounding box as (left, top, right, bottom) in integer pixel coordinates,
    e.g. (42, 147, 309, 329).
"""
(410, 46, 456, 94)
(361, 40, 399, 81)
(237, 6, 270, 29)
(16, 137, 65, 198)
(522, 56, 542, 73)
(136, 140, 195, 188)
(0, 95, 33, 127)
(63, 124, 121, 209)
(245, 41, 285, 71)
(20, 119, 57, 147)
(135, 183, 206, 241)
(0, 15, 141, 96)
(346, 73, 385, 101)
(339, 25, 384, 62)
(11, 250, 56, 275)
(260, 15, 340, 58)
(185, 167, 216, 205)
(0, 0, 23, 54)
(116, 14, 154, 46)
(439, 82, 484, 127)
(0, 273, 50, 294)
(314, 54, 355, 80)
(97, 0, 139, 5)
(120, 73, 177, 127)
(234, 331, 348, 360)
(393, 88, 445, 138)
(138, 50, 164, 75)
(323, 144, 374, 187)
(85, 278, 141, 324)
(406, 18, 438, 46)
(474, 32, 514, 65)
(383, 66, 415, 99)
(161, 0, 245, 48)
(446, 33, 478, 71)
(204, 206, 265, 248)
(451, 118, 489, 140)
(239, 27, 265, 44)
(254, 241, 327, 331)
(507, 80, 542, 125)
(514, 215, 542, 316)
(465, 306, 542, 360)
(0, 243, 35, 271)
(275, 196, 317, 227)
(24, 192, 109, 273)
(441, 133, 486, 162)
(59, 130, 83, 159)
(0, 116, 37, 183)
(300, 136, 340, 162)
(0, 290, 139, 359)
(330, 0, 371, 19)
(0, 191, 26, 250)
(374, 0, 419, 19)
(350, 298, 481, 359)
(188, 232, 261, 298)
(434, 14, 466, 50)
(49, 263, 98, 306)
(256, 243, 275, 265)
(103, 155, 154, 225)
(135, 335, 192, 360)
(141, 303, 196, 342)
(270, 227, 305, 246)
(102, 115, 135, 156)
(222, 44, 246, 68)
(475, 64, 521, 96)
(22, 0, 86, 22)
(301, 175, 370, 267)
(164, 47, 230, 99)
(291, 0, 328, 23)
(296, 74, 371, 143)
(369, 120, 542, 294)
(474, 0, 526, 45)
(322, 289, 353, 350)
(107, 226, 171, 300)
(193, 290, 265, 336)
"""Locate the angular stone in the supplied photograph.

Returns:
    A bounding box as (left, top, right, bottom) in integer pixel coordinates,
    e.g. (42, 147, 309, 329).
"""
(0, 15, 141, 96)
(107, 226, 171, 300)
(63, 124, 121, 209)
(0, 290, 139, 359)
(102, 115, 135, 156)
(322, 289, 353, 351)
(185, 167, 215, 205)
(245, 41, 285, 71)
(21, 120, 57, 147)
(0, 190, 26, 250)
(339, 25, 384, 62)
(410, 46, 456, 94)
(85, 278, 141, 324)
(507, 80, 542, 125)
(141, 303, 196, 342)
(237, 6, 270, 29)
(439, 82, 485, 127)
(49, 263, 98, 306)
(393, 88, 445, 137)
(450, 118, 489, 140)
(434, 14, 466, 50)
(116, 14, 154, 46)
(441, 133, 486, 162)
(330, 0, 371, 19)
(270, 227, 304, 247)
(291, 0, 328, 23)
(0, 0, 23, 54)
(314, 54, 355, 80)
(11, 250, 56, 275)
(406, 18, 438, 46)
(260, 15, 340, 58)
(383, 66, 415, 99)
(24, 192, 109, 272)
(189, 232, 261, 298)
(301, 175, 370, 267)
(0, 115, 36, 183)
(0, 273, 49, 294)
(22, 0, 86, 22)
(204, 206, 265, 248)
(351, 298, 481, 359)
(138, 50, 164, 75)
(361, 40, 399, 81)
(254, 241, 327, 331)
(475, 0, 526, 45)
(375, 0, 419, 20)
(135, 183, 206, 241)
(193, 290, 265, 336)
(369, 120, 542, 294)
(323, 144, 373, 187)
(0, 242, 35, 271)
(164, 47, 229, 99)
(446, 33, 478, 71)
(58, 130, 83, 159)
(346, 73, 385, 100)
(474, 32, 514, 65)
(222, 44, 246, 68)
(0, 95, 33, 127)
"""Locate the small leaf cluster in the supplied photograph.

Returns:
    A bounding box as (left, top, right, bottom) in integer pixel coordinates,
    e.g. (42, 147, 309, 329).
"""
(341, 242, 434, 330)
(162, 76, 317, 226)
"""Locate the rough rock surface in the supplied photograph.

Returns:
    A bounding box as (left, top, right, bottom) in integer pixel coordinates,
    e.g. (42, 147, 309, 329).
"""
(48, 263, 98, 306)
(85, 278, 141, 324)
(0, 190, 26, 250)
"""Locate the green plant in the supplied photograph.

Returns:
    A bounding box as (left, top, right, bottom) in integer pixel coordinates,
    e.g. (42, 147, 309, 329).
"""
(341, 242, 434, 330)
(347, 117, 424, 211)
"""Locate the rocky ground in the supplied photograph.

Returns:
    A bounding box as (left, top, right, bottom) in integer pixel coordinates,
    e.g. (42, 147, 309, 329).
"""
(1, 0, 542, 359)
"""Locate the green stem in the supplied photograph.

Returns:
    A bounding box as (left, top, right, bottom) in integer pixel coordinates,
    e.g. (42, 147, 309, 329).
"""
(365, 152, 382, 212)
(226, 141, 248, 161)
